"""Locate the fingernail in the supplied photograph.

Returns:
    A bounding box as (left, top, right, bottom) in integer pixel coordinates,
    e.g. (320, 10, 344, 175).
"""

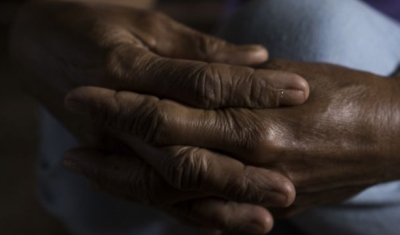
(278, 89, 306, 106)
(244, 221, 267, 234)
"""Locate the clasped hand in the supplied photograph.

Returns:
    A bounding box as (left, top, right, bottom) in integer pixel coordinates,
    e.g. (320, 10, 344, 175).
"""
(65, 60, 400, 234)
(12, 1, 400, 234)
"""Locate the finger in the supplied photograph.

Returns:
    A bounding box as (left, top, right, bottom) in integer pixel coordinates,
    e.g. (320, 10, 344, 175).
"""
(155, 30, 268, 66)
(63, 148, 206, 206)
(65, 87, 280, 157)
(63, 148, 273, 234)
(171, 198, 274, 234)
(129, 11, 268, 66)
(107, 46, 309, 109)
(125, 143, 295, 208)
(64, 89, 296, 206)
(271, 186, 366, 218)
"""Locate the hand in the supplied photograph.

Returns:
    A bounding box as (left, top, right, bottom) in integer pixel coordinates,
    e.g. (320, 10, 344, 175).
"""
(65, 60, 400, 217)
(11, 2, 310, 233)
(64, 146, 292, 234)
(10, 1, 308, 125)
(11, 1, 309, 149)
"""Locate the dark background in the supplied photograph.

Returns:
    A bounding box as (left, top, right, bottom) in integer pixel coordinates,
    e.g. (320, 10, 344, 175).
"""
(0, 1, 69, 234)
(0, 1, 222, 234)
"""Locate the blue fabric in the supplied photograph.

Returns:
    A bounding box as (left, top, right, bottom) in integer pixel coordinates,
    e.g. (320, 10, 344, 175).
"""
(228, 0, 400, 22)
(219, 0, 400, 234)
(38, 0, 400, 234)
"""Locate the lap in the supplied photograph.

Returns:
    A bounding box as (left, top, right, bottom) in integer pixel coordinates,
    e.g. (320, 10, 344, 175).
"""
(220, 0, 400, 234)
(38, 0, 400, 234)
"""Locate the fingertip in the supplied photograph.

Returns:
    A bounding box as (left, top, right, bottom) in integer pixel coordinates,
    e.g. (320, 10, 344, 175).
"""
(279, 181, 296, 208)
(253, 169, 295, 208)
(267, 174, 296, 208)
(221, 44, 268, 66)
(244, 44, 269, 62)
(279, 90, 306, 106)
(292, 74, 310, 101)
(279, 74, 310, 106)
(237, 44, 269, 65)
(244, 206, 274, 234)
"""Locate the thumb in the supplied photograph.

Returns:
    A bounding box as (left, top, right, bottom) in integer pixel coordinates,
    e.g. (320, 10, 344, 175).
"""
(134, 12, 268, 66)
(162, 30, 268, 66)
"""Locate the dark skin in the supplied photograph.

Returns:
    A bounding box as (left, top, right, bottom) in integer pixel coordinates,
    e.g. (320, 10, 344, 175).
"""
(13, 1, 400, 234)
(10, 1, 307, 144)
(65, 60, 400, 230)
(10, 2, 310, 234)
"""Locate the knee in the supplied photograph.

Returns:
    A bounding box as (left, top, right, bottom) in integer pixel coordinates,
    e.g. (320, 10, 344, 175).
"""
(219, 0, 373, 62)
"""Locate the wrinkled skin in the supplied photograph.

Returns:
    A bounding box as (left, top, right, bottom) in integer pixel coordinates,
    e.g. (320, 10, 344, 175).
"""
(66, 60, 400, 221)
(10, 2, 311, 234)
(65, 148, 281, 234)
(10, 1, 308, 146)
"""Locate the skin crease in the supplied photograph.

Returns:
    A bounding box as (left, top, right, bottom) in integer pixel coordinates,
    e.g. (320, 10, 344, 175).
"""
(9, 2, 312, 234)
(9, 1, 308, 145)
(13, 1, 400, 234)
(65, 60, 400, 220)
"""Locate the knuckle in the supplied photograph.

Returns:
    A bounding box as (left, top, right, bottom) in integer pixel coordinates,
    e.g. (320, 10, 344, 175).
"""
(249, 71, 276, 108)
(164, 147, 209, 190)
(195, 33, 226, 59)
(194, 65, 222, 108)
(128, 98, 169, 145)
(261, 126, 287, 157)
(98, 92, 167, 145)
(213, 109, 262, 155)
(106, 45, 148, 83)
(193, 34, 210, 60)
(225, 167, 265, 203)
(106, 45, 129, 80)
(249, 123, 285, 160)
(225, 173, 252, 200)
(249, 71, 279, 108)
(93, 91, 122, 128)
(225, 167, 291, 206)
